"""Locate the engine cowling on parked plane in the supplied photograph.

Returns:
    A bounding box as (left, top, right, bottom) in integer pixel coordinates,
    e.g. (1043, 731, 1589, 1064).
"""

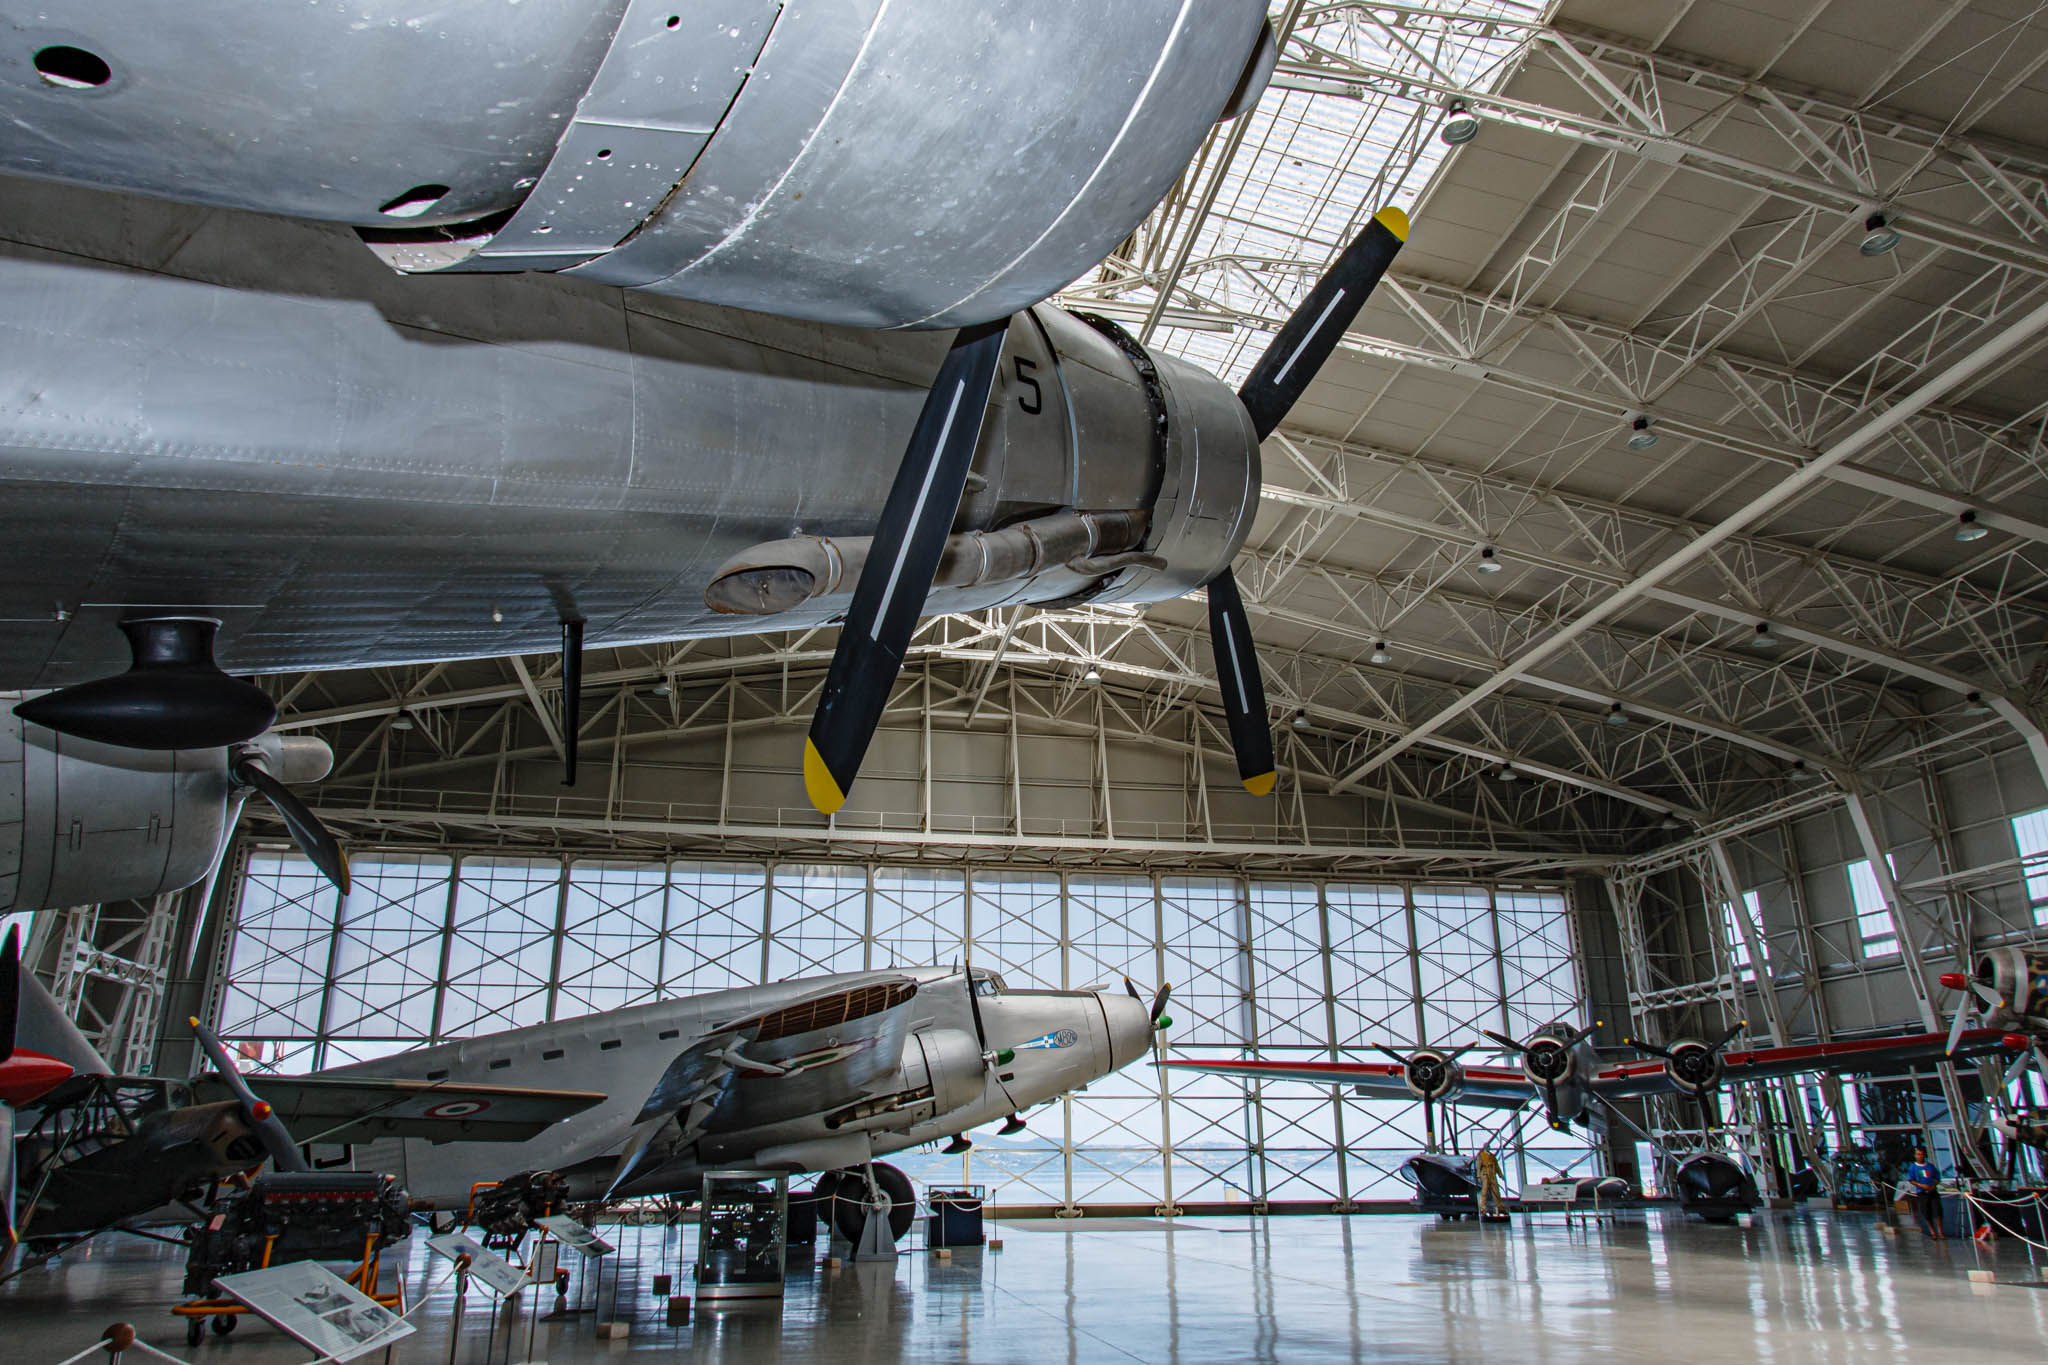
(0, 697, 333, 912)
(704, 306, 1260, 619)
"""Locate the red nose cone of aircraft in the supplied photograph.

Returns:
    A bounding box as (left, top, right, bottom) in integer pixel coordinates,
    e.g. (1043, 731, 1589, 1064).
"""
(2004, 1033, 2031, 1051)
(251, 1101, 273, 1121)
(0, 1051, 76, 1104)
(1939, 972, 1970, 989)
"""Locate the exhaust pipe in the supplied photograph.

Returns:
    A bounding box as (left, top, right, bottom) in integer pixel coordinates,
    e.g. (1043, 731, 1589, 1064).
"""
(705, 509, 1158, 615)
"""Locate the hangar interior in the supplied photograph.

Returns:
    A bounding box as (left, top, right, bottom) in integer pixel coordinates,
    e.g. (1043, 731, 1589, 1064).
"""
(9, 0, 2048, 1359)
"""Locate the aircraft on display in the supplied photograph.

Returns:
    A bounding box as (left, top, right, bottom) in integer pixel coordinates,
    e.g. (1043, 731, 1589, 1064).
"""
(0, 2, 1412, 918)
(1162, 1017, 2017, 1220)
(309, 964, 1165, 1243)
(0, 929, 599, 1261)
(3, 918, 1161, 1256)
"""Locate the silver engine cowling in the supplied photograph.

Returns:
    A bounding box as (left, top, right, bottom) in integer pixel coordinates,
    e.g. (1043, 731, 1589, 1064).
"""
(1398, 1049, 1465, 1102)
(1656, 1039, 1726, 1099)
(0, 696, 332, 912)
(704, 306, 1259, 618)
(1, 2, 1272, 329)
(1973, 947, 2048, 1031)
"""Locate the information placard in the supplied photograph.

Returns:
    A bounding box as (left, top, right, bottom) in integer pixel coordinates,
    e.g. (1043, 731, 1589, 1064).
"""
(214, 1262, 415, 1363)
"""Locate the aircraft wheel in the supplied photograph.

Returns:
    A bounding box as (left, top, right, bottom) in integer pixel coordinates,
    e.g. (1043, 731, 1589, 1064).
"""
(186, 1320, 204, 1348)
(211, 1315, 236, 1336)
(826, 1163, 916, 1244)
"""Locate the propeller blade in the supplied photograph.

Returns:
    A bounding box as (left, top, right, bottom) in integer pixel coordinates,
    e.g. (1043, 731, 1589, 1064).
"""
(1370, 1043, 1409, 1066)
(560, 618, 585, 788)
(1236, 207, 1409, 441)
(1483, 1030, 1525, 1055)
(1148, 983, 1173, 1024)
(1125, 977, 1144, 1003)
(0, 1104, 13, 1252)
(0, 927, 17, 1064)
(14, 617, 275, 750)
(1423, 1095, 1437, 1153)
(1973, 981, 2006, 1011)
(1625, 1036, 1675, 1060)
(1710, 1021, 1747, 1054)
(231, 754, 350, 895)
(1947, 997, 1975, 1057)
(1205, 570, 1276, 795)
(804, 320, 1008, 814)
(188, 1016, 307, 1173)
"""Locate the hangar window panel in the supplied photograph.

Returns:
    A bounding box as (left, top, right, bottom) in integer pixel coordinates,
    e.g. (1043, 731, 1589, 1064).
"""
(1159, 876, 1250, 1046)
(1411, 886, 1499, 1046)
(439, 857, 561, 1036)
(1256, 1092, 1344, 1203)
(871, 868, 965, 971)
(1495, 889, 1579, 1037)
(763, 864, 867, 982)
(219, 852, 342, 1043)
(1068, 1068, 1175, 1204)
(971, 871, 1064, 989)
(665, 861, 766, 993)
(1719, 890, 1769, 984)
(1155, 1067, 1256, 1204)
(1067, 874, 1157, 990)
(2011, 807, 2048, 919)
(1845, 858, 1900, 960)
(1340, 1093, 1434, 1200)
(556, 861, 669, 1019)
(1246, 881, 1326, 1048)
(319, 855, 451, 1047)
(1323, 883, 1412, 1044)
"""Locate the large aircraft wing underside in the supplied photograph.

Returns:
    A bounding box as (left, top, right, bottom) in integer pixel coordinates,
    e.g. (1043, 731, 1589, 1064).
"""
(1157, 1058, 1533, 1111)
(1587, 1027, 2014, 1100)
(193, 1075, 608, 1145)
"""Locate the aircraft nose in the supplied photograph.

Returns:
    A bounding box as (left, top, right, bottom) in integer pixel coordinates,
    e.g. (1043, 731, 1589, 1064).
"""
(1101, 990, 1154, 1071)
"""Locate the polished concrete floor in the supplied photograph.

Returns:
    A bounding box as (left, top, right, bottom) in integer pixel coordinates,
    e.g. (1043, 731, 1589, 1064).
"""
(5, 1210, 2045, 1362)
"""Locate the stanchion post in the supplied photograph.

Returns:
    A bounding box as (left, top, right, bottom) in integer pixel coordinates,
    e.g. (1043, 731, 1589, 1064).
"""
(447, 1255, 470, 1365)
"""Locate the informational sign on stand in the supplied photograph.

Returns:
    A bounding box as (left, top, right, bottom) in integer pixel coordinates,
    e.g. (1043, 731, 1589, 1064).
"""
(1519, 1181, 1580, 1205)
(427, 1231, 534, 1297)
(214, 1262, 415, 1362)
(537, 1214, 613, 1257)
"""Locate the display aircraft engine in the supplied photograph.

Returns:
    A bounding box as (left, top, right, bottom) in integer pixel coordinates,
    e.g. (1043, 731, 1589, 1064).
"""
(1485, 1021, 1602, 1132)
(1623, 1022, 1746, 1125)
(1943, 948, 2048, 1044)
(1, 697, 346, 913)
(0, 1, 1272, 331)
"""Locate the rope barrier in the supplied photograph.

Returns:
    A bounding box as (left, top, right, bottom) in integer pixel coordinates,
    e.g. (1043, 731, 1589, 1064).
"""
(1957, 1188, 2048, 1255)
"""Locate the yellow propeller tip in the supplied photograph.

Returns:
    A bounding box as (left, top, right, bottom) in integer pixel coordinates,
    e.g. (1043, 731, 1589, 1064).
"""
(1373, 206, 1410, 241)
(1242, 771, 1278, 797)
(803, 738, 847, 815)
(187, 1017, 201, 1029)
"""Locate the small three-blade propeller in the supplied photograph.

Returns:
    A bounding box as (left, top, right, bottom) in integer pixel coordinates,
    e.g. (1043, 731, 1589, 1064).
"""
(1370, 1042, 1476, 1152)
(188, 1016, 308, 1175)
(800, 208, 1410, 813)
(1125, 977, 1174, 1031)
(1626, 1021, 1745, 1128)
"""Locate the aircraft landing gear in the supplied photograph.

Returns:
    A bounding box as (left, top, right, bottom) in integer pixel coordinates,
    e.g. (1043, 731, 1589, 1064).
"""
(818, 1162, 915, 1246)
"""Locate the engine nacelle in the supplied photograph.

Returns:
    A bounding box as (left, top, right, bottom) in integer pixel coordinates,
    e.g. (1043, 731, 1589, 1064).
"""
(2, 1, 1272, 330)
(0, 695, 332, 912)
(1398, 1049, 1466, 1103)
(1517, 1034, 1579, 1090)
(704, 305, 1259, 619)
(1972, 947, 2048, 1030)
(1657, 1039, 1726, 1099)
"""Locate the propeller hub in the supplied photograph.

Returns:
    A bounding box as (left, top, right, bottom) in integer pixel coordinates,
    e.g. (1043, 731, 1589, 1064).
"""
(1523, 1039, 1571, 1083)
(1401, 1049, 1461, 1101)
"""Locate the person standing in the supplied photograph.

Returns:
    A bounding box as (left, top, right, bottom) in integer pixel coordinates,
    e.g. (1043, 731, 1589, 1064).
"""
(1904, 1146, 1944, 1240)
(1476, 1146, 1505, 1218)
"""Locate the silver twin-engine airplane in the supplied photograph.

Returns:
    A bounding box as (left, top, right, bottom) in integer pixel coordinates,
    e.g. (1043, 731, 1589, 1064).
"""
(0, 2, 1418, 917)
(319, 964, 1161, 1238)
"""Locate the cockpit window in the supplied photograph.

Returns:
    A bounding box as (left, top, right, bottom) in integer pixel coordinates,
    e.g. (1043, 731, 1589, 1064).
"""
(970, 973, 1005, 997)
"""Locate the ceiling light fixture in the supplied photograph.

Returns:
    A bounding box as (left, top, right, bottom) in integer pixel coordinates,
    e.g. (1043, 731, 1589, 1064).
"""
(1292, 711, 1312, 730)
(1962, 691, 1994, 717)
(1954, 509, 1988, 542)
(1659, 814, 1684, 831)
(390, 712, 415, 731)
(1082, 664, 1102, 684)
(1370, 641, 1393, 665)
(1605, 702, 1630, 727)
(1750, 622, 1779, 651)
(1476, 545, 1503, 574)
(1625, 415, 1659, 450)
(1496, 764, 1518, 783)
(650, 681, 673, 698)
(1859, 211, 1902, 256)
(1439, 97, 1481, 146)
